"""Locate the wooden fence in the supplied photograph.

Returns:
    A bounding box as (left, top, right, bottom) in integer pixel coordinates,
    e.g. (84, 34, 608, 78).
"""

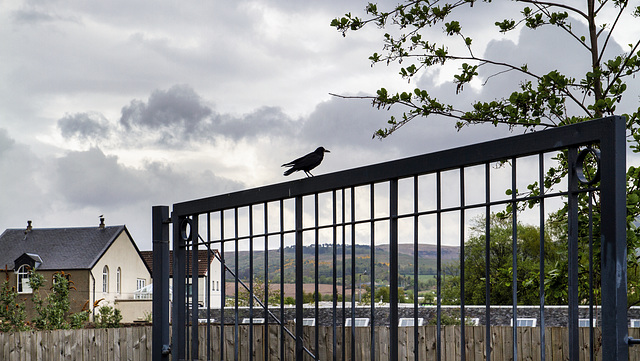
(3, 325, 640, 360)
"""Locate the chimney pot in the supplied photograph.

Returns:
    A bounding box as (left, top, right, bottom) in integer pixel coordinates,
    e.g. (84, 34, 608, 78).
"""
(26, 220, 32, 232)
(99, 217, 105, 229)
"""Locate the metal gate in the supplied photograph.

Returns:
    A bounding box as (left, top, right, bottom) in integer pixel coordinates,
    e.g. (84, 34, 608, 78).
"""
(152, 116, 629, 360)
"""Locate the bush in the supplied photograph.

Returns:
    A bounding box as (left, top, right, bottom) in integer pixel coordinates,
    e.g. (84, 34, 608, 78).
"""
(95, 305, 122, 328)
(0, 280, 28, 332)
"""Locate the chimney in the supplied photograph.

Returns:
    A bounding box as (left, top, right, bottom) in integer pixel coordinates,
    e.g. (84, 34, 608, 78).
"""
(99, 216, 105, 230)
(25, 220, 33, 233)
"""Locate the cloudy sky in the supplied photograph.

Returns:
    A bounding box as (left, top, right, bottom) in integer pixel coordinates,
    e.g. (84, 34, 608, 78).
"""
(1, 0, 638, 250)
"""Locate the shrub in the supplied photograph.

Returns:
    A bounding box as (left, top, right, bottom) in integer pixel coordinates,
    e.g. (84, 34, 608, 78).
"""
(95, 305, 122, 328)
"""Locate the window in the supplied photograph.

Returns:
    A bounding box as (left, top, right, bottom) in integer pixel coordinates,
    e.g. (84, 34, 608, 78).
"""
(579, 318, 597, 327)
(116, 268, 121, 294)
(293, 318, 316, 326)
(510, 318, 537, 327)
(630, 319, 640, 328)
(242, 318, 265, 324)
(345, 318, 370, 327)
(102, 266, 109, 293)
(398, 318, 424, 327)
(16, 265, 32, 294)
(137, 278, 146, 290)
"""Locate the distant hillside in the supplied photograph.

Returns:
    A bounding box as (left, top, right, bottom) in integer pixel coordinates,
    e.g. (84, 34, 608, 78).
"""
(222, 243, 459, 287)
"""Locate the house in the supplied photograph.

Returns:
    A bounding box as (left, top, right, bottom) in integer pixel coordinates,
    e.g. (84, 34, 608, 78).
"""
(0, 219, 152, 323)
(140, 249, 223, 309)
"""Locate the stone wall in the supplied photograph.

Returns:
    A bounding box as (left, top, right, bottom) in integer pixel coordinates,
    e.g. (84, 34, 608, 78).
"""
(198, 305, 640, 327)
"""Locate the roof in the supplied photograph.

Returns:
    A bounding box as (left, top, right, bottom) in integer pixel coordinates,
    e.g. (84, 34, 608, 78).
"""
(0, 225, 131, 271)
(140, 250, 218, 278)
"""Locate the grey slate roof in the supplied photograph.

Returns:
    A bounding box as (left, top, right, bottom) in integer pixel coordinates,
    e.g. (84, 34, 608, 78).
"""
(0, 226, 128, 271)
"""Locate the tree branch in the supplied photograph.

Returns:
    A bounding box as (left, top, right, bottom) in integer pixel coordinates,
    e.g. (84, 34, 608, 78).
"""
(515, 0, 589, 20)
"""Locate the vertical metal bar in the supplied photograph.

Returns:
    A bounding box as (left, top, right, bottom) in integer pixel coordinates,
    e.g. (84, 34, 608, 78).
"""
(370, 184, 376, 361)
(538, 153, 546, 361)
(390, 178, 399, 361)
(264, 203, 270, 361)
(588, 192, 594, 361)
(332, 190, 338, 361)
(484, 163, 491, 361)
(206, 213, 211, 361)
(350, 187, 356, 361)
(341, 190, 346, 361)
(279, 200, 285, 361)
(172, 214, 187, 361)
(314, 194, 320, 360)
(234, 208, 239, 361)
(459, 168, 466, 361)
(295, 195, 304, 361)
(413, 176, 419, 360)
(511, 158, 518, 361)
(599, 116, 627, 360)
(436, 172, 442, 361)
(220, 212, 226, 361)
(568, 147, 579, 361)
(152, 206, 170, 361)
(249, 206, 254, 361)
(191, 216, 199, 360)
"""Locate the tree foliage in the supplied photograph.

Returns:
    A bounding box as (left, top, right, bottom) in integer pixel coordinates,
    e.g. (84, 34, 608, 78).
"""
(332, 0, 640, 305)
(332, 0, 640, 135)
(0, 270, 90, 332)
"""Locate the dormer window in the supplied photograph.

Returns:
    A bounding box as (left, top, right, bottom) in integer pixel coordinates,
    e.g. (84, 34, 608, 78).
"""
(17, 265, 32, 294)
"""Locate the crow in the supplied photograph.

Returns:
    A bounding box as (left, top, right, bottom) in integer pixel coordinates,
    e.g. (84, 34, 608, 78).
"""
(282, 147, 330, 177)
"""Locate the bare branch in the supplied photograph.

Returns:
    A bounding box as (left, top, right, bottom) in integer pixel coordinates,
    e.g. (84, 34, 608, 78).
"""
(598, 2, 626, 64)
(515, 0, 589, 20)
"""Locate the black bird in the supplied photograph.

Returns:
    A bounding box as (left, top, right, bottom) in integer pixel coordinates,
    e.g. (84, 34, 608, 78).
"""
(282, 147, 330, 177)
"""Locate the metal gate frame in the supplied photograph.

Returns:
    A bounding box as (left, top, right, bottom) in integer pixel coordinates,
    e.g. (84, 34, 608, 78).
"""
(152, 116, 628, 360)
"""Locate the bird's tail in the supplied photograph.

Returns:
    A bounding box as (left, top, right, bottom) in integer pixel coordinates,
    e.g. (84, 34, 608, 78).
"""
(283, 168, 295, 176)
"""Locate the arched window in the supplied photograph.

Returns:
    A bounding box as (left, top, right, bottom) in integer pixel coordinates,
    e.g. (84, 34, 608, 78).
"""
(17, 265, 32, 294)
(116, 267, 121, 294)
(102, 266, 109, 293)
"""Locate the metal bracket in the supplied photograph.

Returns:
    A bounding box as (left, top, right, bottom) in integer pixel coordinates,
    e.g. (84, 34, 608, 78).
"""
(628, 337, 640, 346)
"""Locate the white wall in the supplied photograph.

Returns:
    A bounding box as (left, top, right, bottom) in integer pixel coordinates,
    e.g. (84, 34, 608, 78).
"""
(90, 230, 151, 317)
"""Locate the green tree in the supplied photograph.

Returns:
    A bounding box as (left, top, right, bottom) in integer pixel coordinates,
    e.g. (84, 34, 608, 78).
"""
(236, 278, 281, 307)
(0, 278, 28, 332)
(94, 305, 122, 328)
(30, 271, 90, 330)
(332, 0, 639, 135)
(332, 0, 640, 306)
(440, 214, 601, 305)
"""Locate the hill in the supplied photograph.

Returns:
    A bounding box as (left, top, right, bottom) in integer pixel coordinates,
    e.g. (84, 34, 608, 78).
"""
(222, 243, 459, 289)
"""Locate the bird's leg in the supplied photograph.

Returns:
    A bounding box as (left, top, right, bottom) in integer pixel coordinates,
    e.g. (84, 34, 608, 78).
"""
(305, 171, 314, 177)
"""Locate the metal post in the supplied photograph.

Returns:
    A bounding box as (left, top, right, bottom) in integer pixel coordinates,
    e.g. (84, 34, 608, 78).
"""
(152, 206, 171, 361)
(172, 214, 187, 360)
(389, 179, 399, 361)
(295, 196, 304, 360)
(190, 216, 199, 360)
(599, 116, 628, 360)
(567, 147, 579, 361)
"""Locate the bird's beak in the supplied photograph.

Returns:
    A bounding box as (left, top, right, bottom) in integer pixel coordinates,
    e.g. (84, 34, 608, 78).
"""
(325, 149, 330, 153)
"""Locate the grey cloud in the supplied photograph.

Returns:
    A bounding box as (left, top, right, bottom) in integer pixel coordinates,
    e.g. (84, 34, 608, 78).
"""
(0, 128, 15, 155)
(54, 147, 149, 207)
(53, 147, 243, 208)
(0, 129, 50, 230)
(58, 112, 111, 141)
(59, 85, 299, 147)
(120, 84, 215, 133)
(219, 106, 297, 141)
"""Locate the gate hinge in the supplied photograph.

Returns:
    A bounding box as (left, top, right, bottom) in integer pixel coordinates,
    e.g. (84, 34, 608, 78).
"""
(627, 337, 640, 346)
